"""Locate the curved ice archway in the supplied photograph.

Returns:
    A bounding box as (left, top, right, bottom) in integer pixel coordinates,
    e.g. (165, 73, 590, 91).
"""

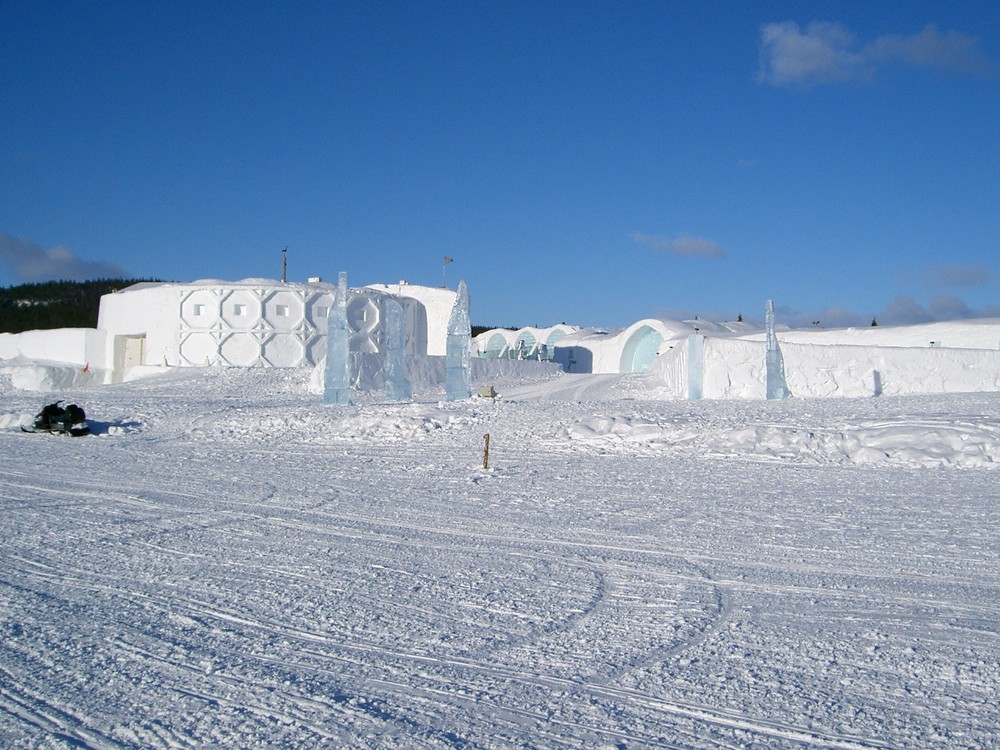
(484, 332, 508, 357)
(619, 325, 663, 373)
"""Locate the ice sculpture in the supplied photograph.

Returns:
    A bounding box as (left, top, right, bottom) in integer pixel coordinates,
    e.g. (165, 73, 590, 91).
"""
(384, 297, 412, 402)
(687, 334, 704, 400)
(765, 299, 789, 400)
(323, 272, 352, 405)
(445, 280, 471, 401)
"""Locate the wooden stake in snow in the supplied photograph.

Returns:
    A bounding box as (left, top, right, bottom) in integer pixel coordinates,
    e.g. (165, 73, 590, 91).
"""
(483, 433, 490, 470)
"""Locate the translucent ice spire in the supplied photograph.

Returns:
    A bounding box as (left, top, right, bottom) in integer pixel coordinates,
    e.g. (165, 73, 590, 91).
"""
(765, 299, 789, 400)
(687, 334, 704, 400)
(445, 280, 471, 401)
(383, 297, 412, 402)
(323, 272, 352, 405)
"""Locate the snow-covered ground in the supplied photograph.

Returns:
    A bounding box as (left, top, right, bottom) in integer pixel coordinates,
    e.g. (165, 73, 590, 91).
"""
(1, 365, 998, 748)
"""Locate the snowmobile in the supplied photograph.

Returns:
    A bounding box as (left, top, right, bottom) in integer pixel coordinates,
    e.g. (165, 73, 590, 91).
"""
(22, 400, 90, 436)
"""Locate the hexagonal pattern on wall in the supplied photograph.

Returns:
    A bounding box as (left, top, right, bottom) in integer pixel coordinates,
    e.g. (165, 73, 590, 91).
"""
(262, 290, 305, 334)
(306, 336, 327, 367)
(261, 334, 305, 367)
(173, 283, 424, 369)
(180, 289, 221, 330)
(220, 289, 262, 330)
(306, 292, 334, 334)
(347, 295, 380, 354)
(219, 332, 261, 366)
(179, 331, 220, 365)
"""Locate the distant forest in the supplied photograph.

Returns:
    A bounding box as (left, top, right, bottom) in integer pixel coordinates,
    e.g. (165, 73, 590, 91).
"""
(0, 279, 157, 334)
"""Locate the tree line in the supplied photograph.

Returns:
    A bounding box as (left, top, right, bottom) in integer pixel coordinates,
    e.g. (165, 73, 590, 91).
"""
(0, 279, 157, 334)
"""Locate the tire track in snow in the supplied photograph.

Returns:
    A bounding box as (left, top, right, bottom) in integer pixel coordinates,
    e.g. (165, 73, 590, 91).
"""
(4, 519, 741, 748)
(2, 494, 730, 745)
(103, 637, 370, 748)
(0, 664, 122, 750)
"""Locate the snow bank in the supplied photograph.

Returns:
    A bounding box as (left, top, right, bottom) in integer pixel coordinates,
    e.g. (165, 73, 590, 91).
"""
(752, 318, 1000, 350)
(563, 410, 1000, 468)
(0, 327, 108, 367)
(0, 358, 107, 392)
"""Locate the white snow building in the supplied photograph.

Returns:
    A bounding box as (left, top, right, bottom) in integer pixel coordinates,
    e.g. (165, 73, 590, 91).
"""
(1, 279, 457, 385)
(97, 278, 456, 373)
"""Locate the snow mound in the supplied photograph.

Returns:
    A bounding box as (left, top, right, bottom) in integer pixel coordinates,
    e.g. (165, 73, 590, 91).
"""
(0, 360, 105, 392)
(563, 413, 1000, 468)
(175, 400, 482, 446)
(0, 411, 32, 430)
(330, 405, 482, 442)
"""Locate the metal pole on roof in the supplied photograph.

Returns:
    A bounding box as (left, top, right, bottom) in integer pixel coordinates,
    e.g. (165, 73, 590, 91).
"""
(281, 247, 287, 282)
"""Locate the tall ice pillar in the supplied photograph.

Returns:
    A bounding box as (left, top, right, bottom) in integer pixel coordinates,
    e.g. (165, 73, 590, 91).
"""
(687, 333, 704, 400)
(445, 281, 471, 401)
(765, 299, 789, 400)
(323, 272, 352, 405)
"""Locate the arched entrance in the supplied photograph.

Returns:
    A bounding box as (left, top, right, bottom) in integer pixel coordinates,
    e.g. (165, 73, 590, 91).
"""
(620, 325, 663, 373)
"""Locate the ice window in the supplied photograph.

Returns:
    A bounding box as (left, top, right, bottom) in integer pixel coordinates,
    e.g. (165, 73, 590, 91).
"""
(234, 304, 246, 316)
(193, 304, 205, 316)
(316, 306, 328, 318)
(276, 305, 288, 316)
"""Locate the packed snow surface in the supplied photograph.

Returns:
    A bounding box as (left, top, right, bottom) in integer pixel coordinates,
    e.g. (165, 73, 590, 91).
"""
(1, 366, 998, 749)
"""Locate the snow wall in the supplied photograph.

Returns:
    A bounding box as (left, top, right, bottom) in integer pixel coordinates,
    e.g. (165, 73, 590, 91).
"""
(650, 337, 1000, 399)
(0, 328, 107, 367)
(0, 329, 112, 390)
(308, 354, 559, 395)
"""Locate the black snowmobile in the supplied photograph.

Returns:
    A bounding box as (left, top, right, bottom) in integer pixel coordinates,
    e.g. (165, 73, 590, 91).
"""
(23, 400, 90, 436)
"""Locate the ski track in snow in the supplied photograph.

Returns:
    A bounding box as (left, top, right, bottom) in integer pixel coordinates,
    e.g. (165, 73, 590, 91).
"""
(1, 368, 998, 749)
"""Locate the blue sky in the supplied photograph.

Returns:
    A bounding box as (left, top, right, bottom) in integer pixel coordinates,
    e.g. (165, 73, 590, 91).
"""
(2, 1, 998, 328)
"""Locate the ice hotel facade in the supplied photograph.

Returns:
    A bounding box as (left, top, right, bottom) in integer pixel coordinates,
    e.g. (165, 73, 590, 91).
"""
(0, 278, 457, 385)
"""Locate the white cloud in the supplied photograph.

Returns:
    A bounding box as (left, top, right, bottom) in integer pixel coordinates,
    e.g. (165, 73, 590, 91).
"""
(758, 21, 871, 87)
(758, 21, 992, 88)
(870, 23, 992, 73)
(0, 232, 127, 282)
(629, 232, 725, 258)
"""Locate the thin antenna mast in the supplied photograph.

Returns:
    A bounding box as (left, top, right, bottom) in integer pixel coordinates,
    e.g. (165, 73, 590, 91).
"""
(281, 247, 287, 282)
